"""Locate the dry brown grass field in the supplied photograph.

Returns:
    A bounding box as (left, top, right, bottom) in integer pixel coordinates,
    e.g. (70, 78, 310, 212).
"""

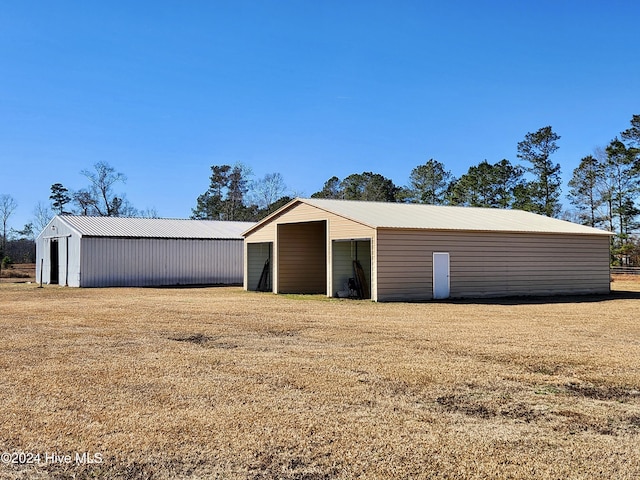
(1, 277, 639, 479)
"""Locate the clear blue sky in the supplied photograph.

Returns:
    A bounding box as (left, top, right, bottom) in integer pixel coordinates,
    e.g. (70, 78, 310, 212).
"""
(1, 0, 638, 231)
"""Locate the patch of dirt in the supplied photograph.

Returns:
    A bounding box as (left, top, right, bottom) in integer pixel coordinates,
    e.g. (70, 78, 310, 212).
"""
(248, 447, 339, 480)
(529, 363, 563, 375)
(552, 408, 640, 436)
(628, 415, 640, 428)
(437, 394, 550, 424)
(170, 333, 238, 349)
(499, 402, 546, 423)
(170, 333, 211, 344)
(436, 394, 495, 419)
(564, 382, 640, 401)
(264, 329, 299, 337)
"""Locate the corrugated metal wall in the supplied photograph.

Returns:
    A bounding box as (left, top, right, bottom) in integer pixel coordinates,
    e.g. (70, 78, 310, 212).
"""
(79, 237, 243, 287)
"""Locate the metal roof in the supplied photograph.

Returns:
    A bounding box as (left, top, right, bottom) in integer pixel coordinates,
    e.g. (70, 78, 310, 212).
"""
(57, 216, 254, 239)
(245, 198, 612, 236)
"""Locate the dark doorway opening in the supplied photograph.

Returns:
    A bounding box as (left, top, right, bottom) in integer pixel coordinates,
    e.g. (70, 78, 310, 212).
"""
(247, 242, 273, 291)
(50, 239, 59, 284)
(277, 221, 327, 294)
(332, 239, 372, 299)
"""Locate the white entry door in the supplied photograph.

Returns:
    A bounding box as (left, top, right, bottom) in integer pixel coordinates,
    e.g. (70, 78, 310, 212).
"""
(433, 252, 450, 299)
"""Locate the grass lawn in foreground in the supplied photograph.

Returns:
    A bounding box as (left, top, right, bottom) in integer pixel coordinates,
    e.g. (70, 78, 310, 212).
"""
(0, 278, 639, 478)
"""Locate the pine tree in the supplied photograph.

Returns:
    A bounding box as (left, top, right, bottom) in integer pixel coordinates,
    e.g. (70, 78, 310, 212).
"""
(516, 126, 562, 217)
(49, 183, 71, 214)
(406, 159, 454, 205)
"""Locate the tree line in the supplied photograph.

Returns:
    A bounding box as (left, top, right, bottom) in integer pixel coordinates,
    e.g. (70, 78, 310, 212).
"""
(1, 115, 639, 266)
(191, 116, 639, 265)
(566, 115, 640, 265)
(307, 117, 639, 264)
(311, 125, 563, 215)
(191, 125, 563, 221)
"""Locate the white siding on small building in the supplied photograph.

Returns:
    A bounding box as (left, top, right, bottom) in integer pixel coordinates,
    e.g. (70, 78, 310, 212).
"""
(36, 217, 82, 287)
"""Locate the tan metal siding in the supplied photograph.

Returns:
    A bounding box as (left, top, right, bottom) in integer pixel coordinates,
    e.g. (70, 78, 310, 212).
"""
(277, 222, 326, 294)
(281, 204, 376, 298)
(244, 201, 376, 296)
(247, 202, 374, 240)
(245, 222, 277, 242)
(377, 230, 610, 301)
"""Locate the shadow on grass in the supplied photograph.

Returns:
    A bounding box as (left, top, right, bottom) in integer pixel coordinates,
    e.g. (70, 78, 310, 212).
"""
(145, 283, 243, 289)
(145, 284, 640, 306)
(438, 290, 640, 306)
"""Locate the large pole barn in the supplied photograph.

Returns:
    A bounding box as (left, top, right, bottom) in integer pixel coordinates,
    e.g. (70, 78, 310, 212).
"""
(243, 198, 612, 301)
(36, 216, 254, 287)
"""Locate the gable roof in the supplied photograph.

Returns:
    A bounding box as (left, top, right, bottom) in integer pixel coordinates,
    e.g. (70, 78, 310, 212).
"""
(54, 216, 254, 239)
(244, 198, 612, 236)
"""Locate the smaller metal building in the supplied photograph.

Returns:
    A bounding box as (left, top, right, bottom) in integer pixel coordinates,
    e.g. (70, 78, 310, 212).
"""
(36, 216, 254, 287)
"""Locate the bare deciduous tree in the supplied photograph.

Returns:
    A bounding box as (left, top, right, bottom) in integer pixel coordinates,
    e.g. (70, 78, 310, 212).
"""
(32, 201, 54, 233)
(75, 161, 131, 216)
(0, 193, 18, 251)
(0, 194, 18, 277)
(251, 173, 287, 212)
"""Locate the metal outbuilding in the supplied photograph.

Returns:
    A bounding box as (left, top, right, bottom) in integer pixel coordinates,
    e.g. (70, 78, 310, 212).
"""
(36, 216, 254, 287)
(243, 198, 613, 301)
